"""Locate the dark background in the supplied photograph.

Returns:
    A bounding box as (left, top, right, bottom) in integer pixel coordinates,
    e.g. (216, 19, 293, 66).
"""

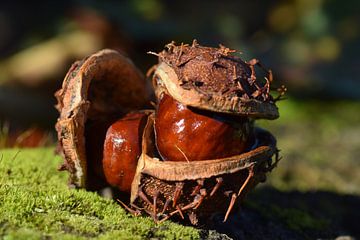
(0, 0, 359, 131)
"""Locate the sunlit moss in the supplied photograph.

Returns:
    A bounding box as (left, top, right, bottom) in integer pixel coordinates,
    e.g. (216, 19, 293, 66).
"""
(0, 148, 199, 239)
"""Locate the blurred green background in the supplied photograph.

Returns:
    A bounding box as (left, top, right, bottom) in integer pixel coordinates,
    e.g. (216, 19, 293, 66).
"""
(0, 0, 359, 237)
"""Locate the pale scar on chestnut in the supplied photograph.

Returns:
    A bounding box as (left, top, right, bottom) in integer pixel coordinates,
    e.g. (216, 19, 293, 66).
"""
(55, 41, 283, 225)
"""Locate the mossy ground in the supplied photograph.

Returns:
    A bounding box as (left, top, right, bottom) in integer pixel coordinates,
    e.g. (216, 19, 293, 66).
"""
(0, 148, 199, 240)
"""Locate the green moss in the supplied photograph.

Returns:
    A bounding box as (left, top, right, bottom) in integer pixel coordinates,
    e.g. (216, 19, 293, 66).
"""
(2, 228, 43, 240)
(0, 148, 199, 239)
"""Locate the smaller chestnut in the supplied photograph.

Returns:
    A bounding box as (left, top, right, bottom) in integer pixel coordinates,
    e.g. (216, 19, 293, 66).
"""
(103, 112, 148, 193)
(155, 94, 254, 161)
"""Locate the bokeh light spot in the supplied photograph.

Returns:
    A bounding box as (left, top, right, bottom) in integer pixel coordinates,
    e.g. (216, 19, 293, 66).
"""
(131, 0, 163, 21)
(282, 38, 311, 65)
(301, 8, 328, 37)
(268, 4, 297, 33)
(295, 0, 323, 13)
(216, 14, 243, 40)
(314, 36, 341, 62)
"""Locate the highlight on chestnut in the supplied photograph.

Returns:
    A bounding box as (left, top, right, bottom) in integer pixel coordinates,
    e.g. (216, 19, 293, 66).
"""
(103, 112, 149, 193)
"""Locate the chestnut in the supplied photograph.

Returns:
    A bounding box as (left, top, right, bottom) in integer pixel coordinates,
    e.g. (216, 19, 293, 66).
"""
(56, 44, 281, 225)
(155, 94, 254, 161)
(103, 112, 148, 193)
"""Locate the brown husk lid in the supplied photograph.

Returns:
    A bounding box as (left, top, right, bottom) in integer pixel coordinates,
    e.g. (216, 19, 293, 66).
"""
(151, 41, 279, 119)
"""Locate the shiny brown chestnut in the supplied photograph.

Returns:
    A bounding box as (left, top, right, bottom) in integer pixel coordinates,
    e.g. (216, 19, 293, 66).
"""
(103, 112, 148, 193)
(155, 94, 254, 161)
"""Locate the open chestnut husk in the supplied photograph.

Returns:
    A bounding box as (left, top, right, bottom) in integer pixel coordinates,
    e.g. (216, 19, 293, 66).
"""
(55, 42, 281, 225)
(130, 113, 277, 224)
(55, 49, 150, 189)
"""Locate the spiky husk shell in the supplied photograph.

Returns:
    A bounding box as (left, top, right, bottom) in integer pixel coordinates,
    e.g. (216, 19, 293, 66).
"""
(152, 41, 279, 119)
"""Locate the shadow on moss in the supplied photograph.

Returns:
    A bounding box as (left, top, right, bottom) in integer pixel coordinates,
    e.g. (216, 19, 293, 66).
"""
(208, 187, 360, 240)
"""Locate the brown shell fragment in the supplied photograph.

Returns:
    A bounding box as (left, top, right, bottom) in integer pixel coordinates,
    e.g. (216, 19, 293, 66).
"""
(129, 113, 278, 224)
(152, 41, 279, 119)
(55, 49, 150, 188)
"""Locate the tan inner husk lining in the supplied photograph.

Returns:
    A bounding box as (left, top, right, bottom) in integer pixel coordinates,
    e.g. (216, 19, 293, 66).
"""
(55, 49, 148, 188)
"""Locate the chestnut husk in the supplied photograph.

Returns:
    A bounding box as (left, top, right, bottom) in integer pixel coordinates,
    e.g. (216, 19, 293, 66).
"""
(55, 49, 150, 188)
(55, 43, 281, 225)
(152, 40, 279, 119)
(130, 113, 278, 225)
